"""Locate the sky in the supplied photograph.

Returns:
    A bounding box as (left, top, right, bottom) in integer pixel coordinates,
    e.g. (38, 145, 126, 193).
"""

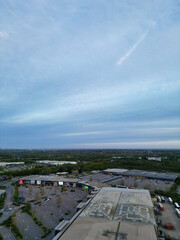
(0, 0, 180, 149)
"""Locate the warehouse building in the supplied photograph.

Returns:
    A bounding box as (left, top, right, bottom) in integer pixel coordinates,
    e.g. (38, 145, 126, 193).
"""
(0, 162, 24, 167)
(147, 157, 161, 161)
(53, 187, 157, 240)
(35, 160, 77, 166)
(103, 169, 178, 181)
(103, 168, 128, 175)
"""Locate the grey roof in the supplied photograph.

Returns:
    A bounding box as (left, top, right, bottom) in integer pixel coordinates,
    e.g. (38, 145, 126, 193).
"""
(22, 175, 78, 183)
(58, 187, 157, 240)
(104, 169, 179, 181)
(122, 170, 179, 181)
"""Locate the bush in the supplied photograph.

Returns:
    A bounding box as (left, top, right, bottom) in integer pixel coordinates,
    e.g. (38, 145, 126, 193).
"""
(0, 193, 6, 209)
(65, 210, 71, 215)
(0, 233, 3, 240)
(1, 216, 23, 240)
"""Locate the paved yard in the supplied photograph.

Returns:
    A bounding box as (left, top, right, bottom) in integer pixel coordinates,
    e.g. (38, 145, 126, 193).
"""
(107, 176, 173, 191)
(156, 199, 180, 240)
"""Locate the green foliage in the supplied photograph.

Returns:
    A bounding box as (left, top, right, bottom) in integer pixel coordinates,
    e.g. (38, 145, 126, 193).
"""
(0, 186, 6, 189)
(61, 186, 67, 192)
(13, 185, 19, 205)
(0, 150, 180, 177)
(0, 233, 3, 240)
(65, 210, 71, 215)
(175, 174, 180, 185)
(21, 203, 51, 237)
(119, 179, 125, 186)
(133, 181, 138, 188)
(1, 216, 23, 240)
(155, 183, 180, 204)
(21, 202, 31, 212)
(0, 193, 6, 209)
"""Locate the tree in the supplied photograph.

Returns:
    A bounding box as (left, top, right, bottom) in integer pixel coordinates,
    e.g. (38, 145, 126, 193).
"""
(120, 179, 124, 186)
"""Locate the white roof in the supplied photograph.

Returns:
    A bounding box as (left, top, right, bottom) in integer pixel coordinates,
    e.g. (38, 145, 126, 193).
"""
(104, 168, 128, 173)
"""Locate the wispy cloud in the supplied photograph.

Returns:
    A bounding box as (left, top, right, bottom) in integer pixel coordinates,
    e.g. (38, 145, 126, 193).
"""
(60, 131, 105, 137)
(0, 31, 9, 39)
(117, 30, 148, 65)
(1, 0, 180, 148)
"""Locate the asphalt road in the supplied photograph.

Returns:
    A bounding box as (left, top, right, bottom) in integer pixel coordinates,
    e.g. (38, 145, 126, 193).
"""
(0, 178, 21, 224)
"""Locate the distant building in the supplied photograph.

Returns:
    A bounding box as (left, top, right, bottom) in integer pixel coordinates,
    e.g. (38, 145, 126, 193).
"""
(147, 157, 161, 161)
(0, 162, 24, 167)
(91, 170, 101, 174)
(56, 172, 69, 175)
(103, 168, 128, 175)
(35, 160, 77, 166)
(53, 187, 157, 240)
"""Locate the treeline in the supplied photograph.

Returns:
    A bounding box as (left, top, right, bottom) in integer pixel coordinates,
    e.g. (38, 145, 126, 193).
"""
(1, 149, 180, 164)
(0, 164, 77, 177)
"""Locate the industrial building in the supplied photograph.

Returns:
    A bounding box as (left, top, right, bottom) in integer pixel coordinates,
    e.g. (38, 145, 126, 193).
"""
(0, 162, 24, 167)
(103, 169, 178, 181)
(148, 157, 161, 161)
(35, 160, 77, 166)
(103, 168, 128, 175)
(53, 187, 157, 240)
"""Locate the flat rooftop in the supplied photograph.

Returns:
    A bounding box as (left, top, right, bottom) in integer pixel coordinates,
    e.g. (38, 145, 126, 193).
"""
(104, 169, 179, 181)
(22, 175, 78, 182)
(103, 168, 128, 173)
(58, 187, 157, 240)
(123, 170, 179, 181)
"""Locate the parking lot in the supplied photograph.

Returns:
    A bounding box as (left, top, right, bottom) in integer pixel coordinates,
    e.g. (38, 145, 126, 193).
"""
(82, 173, 117, 183)
(107, 176, 173, 191)
(16, 185, 88, 239)
(81, 173, 173, 191)
(0, 226, 16, 240)
(156, 199, 180, 240)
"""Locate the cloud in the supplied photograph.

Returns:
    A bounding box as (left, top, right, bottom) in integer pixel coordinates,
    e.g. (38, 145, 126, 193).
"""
(60, 131, 105, 137)
(0, 31, 9, 39)
(74, 140, 180, 149)
(117, 30, 149, 65)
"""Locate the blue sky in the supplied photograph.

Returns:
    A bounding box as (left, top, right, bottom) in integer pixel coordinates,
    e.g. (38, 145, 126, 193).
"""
(0, 0, 180, 149)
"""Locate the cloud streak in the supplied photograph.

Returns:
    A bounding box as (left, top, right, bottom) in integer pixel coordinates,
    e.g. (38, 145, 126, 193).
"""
(60, 131, 105, 137)
(118, 30, 149, 65)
